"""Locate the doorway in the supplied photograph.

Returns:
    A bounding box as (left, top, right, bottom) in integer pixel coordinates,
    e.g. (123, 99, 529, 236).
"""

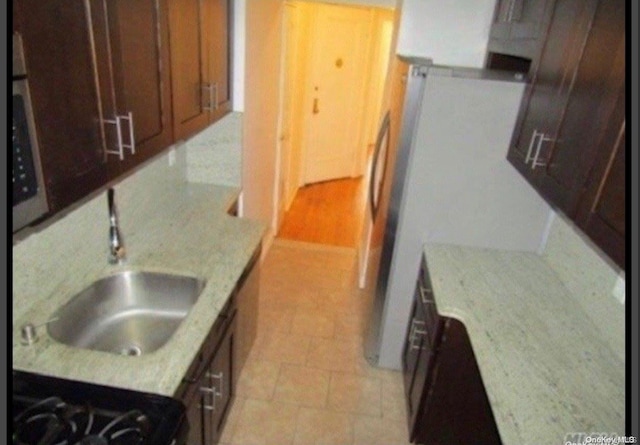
(275, 0, 394, 248)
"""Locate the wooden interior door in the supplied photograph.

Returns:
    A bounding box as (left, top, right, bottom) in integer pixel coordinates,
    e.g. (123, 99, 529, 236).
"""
(302, 4, 372, 185)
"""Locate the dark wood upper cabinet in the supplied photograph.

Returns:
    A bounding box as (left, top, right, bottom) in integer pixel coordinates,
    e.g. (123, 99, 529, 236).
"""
(14, 1, 108, 213)
(505, 0, 626, 269)
(169, 0, 232, 141)
(507, 0, 598, 186)
(574, 84, 626, 269)
(487, 0, 555, 62)
(90, 0, 174, 177)
(12, 0, 233, 227)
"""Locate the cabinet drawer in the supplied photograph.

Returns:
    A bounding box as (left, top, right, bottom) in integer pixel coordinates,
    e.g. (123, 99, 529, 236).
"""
(417, 256, 439, 348)
(175, 292, 236, 402)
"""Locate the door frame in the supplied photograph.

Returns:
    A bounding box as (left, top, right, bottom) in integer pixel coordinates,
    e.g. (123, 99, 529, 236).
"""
(272, 1, 394, 231)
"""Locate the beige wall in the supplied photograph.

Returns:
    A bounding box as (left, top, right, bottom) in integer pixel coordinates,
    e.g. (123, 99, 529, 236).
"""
(242, 0, 284, 238)
(396, 0, 495, 67)
(541, 213, 625, 361)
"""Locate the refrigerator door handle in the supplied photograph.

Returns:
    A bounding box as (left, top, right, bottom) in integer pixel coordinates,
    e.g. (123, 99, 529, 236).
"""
(369, 111, 391, 220)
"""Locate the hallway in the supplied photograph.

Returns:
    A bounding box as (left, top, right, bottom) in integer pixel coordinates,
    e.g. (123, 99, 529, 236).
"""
(219, 239, 410, 445)
(277, 177, 367, 248)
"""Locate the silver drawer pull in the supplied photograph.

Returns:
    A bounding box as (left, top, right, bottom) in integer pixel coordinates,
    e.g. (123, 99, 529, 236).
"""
(409, 319, 427, 350)
(202, 83, 219, 112)
(209, 371, 224, 397)
(419, 285, 434, 305)
(524, 129, 541, 165)
(531, 133, 555, 170)
(103, 112, 135, 159)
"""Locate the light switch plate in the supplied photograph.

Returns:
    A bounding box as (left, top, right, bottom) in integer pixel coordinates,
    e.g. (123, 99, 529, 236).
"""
(612, 276, 625, 305)
(168, 149, 176, 167)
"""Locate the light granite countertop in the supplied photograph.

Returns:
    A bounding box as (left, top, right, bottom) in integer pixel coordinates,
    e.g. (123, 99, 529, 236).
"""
(13, 183, 265, 397)
(423, 243, 625, 445)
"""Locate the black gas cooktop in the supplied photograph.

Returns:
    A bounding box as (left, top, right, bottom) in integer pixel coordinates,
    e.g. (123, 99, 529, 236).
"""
(13, 370, 187, 445)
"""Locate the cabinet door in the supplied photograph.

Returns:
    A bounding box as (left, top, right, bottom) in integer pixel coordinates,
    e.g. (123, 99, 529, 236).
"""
(185, 390, 205, 445)
(169, 0, 231, 141)
(507, 0, 597, 180)
(204, 314, 236, 445)
(92, 0, 174, 177)
(402, 292, 440, 441)
(203, 0, 232, 122)
(575, 87, 625, 268)
(417, 319, 502, 445)
(510, 0, 552, 40)
(169, 0, 210, 140)
(15, 1, 108, 213)
(534, 0, 625, 216)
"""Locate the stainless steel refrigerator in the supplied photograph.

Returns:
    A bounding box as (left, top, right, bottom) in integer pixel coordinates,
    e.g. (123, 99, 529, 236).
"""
(362, 57, 552, 369)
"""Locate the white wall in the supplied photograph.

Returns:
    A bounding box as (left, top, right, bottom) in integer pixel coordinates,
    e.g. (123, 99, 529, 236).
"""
(233, 0, 246, 111)
(396, 0, 496, 67)
(242, 0, 283, 239)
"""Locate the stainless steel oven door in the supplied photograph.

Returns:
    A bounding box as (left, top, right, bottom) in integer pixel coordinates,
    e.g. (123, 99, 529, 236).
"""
(13, 33, 48, 232)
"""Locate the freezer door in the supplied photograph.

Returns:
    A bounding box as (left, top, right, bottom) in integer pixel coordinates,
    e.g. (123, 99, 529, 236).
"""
(364, 62, 428, 365)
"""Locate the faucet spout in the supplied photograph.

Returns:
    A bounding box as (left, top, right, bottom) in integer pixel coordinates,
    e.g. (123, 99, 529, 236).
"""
(107, 188, 126, 264)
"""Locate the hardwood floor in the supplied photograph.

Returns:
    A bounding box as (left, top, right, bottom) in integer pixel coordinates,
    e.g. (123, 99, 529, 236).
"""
(277, 177, 367, 248)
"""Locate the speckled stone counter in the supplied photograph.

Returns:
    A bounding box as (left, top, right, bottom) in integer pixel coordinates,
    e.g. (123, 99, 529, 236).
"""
(423, 243, 624, 445)
(13, 182, 265, 397)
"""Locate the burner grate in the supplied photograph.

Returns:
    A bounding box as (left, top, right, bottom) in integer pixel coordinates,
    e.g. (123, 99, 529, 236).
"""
(13, 371, 186, 445)
(14, 395, 152, 445)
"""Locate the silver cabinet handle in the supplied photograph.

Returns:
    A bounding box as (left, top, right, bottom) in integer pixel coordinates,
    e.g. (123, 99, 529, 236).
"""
(202, 83, 219, 112)
(409, 319, 427, 350)
(524, 129, 541, 165)
(119, 112, 135, 155)
(209, 371, 224, 398)
(199, 384, 216, 411)
(418, 284, 434, 305)
(103, 112, 135, 159)
(531, 132, 554, 170)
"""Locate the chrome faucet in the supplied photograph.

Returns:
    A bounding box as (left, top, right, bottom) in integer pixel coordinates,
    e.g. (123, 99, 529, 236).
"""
(107, 188, 126, 264)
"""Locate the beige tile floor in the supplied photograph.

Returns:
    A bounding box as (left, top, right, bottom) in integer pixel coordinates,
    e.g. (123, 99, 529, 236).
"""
(220, 239, 412, 445)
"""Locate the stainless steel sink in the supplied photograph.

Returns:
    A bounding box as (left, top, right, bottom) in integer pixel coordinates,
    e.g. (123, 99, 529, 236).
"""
(47, 271, 206, 356)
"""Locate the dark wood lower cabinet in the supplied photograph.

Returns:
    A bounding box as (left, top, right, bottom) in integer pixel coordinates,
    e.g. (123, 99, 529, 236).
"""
(179, 298, 236, 445)
(204, 314, 236, 445)
(403, 257, 501, 445)
(176, 246, 260, 445)
(416, 318, 502, 445)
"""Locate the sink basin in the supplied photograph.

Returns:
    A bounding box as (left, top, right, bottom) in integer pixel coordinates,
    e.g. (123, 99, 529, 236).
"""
(47, 271, 206, 356)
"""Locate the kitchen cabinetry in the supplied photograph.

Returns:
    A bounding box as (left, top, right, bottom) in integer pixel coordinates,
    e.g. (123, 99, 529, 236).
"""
(169, 0, 232, 141)
(90, 0, 174, 177)
(574, 86, 626, 268)
(234, 246, 260, 382)
(14, 1, 108, 212)
(487, 0, 554, 61)
(13, 0, 233, 224)
(179, 295, 236, 445)
(403, 256, 501, 445)
(505, 0, 625, 268)
(177, 245, 260, 445)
